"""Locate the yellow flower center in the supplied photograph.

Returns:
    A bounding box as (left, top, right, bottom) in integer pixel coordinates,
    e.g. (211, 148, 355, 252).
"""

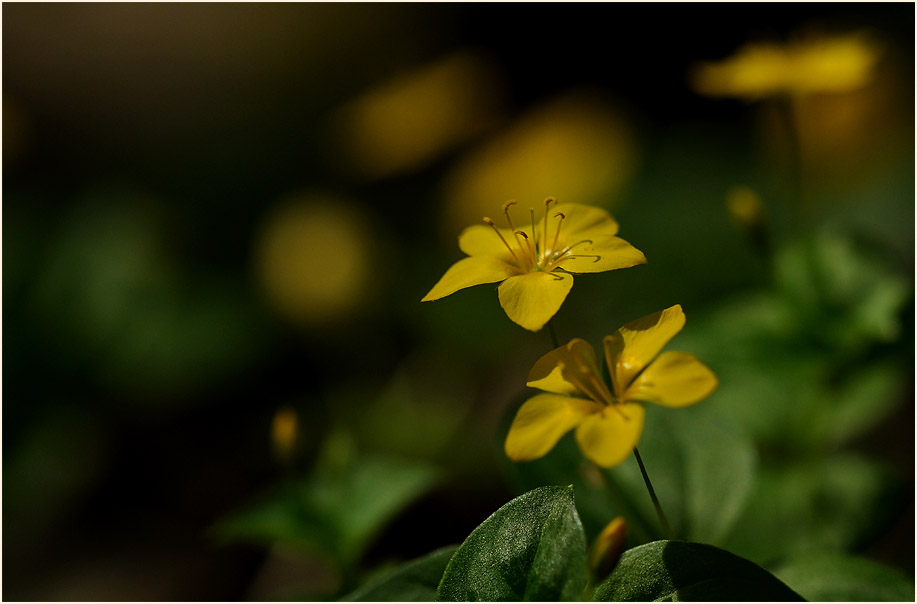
(483, 198, 597, 273)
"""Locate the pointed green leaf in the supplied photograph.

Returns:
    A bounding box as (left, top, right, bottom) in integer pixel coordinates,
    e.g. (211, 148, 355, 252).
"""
(436, 486, 587, 601)
(592, 540, 803, 601)
(342, 546, 459, 602)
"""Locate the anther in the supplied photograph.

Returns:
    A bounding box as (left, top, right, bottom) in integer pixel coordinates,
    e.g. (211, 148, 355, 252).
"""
(515, 230, 536, 267)
(502, 200, 519, 232)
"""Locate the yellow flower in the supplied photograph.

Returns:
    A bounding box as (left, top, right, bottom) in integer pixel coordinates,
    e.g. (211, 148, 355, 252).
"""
(690, 32, 881, 100)
(504, 305, 717, 467)
(422, 199, 646, 331)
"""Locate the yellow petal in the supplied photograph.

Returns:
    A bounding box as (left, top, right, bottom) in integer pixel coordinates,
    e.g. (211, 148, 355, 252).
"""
(458, 223, 518, 258)
(553, 203, 619, 238)
(421, 256, 515, 301)
(504, 393, 600, 462)
(559, 236, 647, 274)
(527, 339, 609, 402)
(497, 271, 573, 332)
(574, 402, 645, 468)
(603, 305, 685, 396)
(624, 351, 718, 408)
(526, 343, 581, 395)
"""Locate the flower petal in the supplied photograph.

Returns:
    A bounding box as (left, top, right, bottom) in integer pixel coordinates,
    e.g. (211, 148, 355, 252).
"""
(497, 271, 573, 331)
(458, 223, 518, 258)
(527, 338, 607, 400)
(574, 402, 645, 468)
(603, 305, 685, 396)
(553, 203, 619, 238)
(504, 393, 600, 462)
(421, 256, 515, 301)
(624, 351, 718, 408)
(559, 236, 647, 274)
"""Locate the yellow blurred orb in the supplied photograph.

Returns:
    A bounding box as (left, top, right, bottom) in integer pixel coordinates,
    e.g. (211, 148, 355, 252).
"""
(726, 185, 765, 227)
(333, 50, 505, 179)
(690, 31, 882, 100)
(271, 405, 299, 462)
(438, 91, 639, 237)
(254, 195, 375, 327)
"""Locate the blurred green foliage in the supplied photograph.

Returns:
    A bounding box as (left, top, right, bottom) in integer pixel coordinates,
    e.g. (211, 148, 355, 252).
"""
(3, 2, 912, 600)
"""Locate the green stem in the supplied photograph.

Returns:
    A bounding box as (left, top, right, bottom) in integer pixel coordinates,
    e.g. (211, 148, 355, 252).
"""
(547, 320, 560, 349)
(633, 446, 673, 540)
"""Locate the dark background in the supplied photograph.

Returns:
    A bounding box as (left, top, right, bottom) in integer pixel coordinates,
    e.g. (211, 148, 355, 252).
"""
(3, 3, 913, 600)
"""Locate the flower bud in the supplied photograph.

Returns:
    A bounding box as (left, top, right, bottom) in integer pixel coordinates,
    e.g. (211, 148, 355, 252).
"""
(588, 516, 628, 580)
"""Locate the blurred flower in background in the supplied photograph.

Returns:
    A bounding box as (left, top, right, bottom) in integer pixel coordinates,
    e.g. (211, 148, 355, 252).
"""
(332, 51, 506, 179)
(438, 91, 640, 237)
(690, 31, 882, 99)
(253, 193, 381, 330)
(2, 3, 913, 601)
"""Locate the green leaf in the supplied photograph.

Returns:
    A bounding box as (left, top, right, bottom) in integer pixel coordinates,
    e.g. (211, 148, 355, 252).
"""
(773, 552, 915, 602)
(592, 540, 803, 601)
(214, 438, 440, 565)
(812, 361, 904, 446)
(505, 402, 756, 548)
(310, 453, 440, 563)
(607, 404, 756, 544)
(774, 229, 910, 353)
(436, 486, 587, 601)
(721, 454, 895, 565)
(342, 546, 459, 602)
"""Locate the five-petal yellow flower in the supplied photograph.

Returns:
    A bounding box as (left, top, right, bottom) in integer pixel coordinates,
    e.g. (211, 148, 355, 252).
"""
(422, 199, 646, 331)
(504, 304, 717, 467)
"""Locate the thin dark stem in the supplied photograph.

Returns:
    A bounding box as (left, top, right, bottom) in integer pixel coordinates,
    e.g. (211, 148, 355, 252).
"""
(547, 320, 560, 349)
(633, 446, 673, 540)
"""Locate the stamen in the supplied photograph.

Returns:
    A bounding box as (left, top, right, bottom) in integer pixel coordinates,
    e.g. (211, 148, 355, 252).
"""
(551, 212, 566, 258)
(502, 200, 525, 253)
(514, 230, 536, 268)
(558, 362, 600, 404)
(542, 197, 556, 258)
(556, 239, 593, 261)
(529, 208, 537, 259)
(566, 254, 601, 263)
(502, 200, 519, 231)
(483, 217, 519, 262)
(568, 346, 613, 405)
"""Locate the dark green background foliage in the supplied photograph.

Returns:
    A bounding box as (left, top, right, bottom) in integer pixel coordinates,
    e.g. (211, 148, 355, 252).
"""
(4, 2, 913, 600)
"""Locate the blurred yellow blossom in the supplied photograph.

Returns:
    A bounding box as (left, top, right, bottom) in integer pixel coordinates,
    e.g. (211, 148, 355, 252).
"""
(254, 195, 377, 328)
(271, 406, 299, 463)
(726, 185, 765, 227)
(439, 91, 639, 236)
(422, 199, 645, 332)
(333, 51, 504, 178)
(691, 31, 882, 100)
(504, 305, 717, 467)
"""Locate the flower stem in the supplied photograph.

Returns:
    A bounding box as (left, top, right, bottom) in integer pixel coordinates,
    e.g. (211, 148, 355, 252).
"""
(632, 446, 673, 540)
(547, 320, 560, 349)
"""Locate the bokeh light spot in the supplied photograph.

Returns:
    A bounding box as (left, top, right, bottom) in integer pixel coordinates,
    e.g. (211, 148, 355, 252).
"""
(254, 195, 376, 328)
